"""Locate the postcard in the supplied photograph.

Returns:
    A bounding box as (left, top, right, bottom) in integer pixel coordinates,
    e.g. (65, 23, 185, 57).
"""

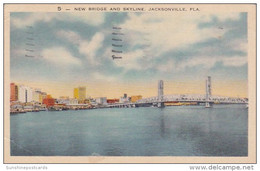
(3, 3, 256, 163)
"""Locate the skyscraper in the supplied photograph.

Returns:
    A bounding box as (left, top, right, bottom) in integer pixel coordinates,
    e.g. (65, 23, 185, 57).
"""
(74, 86, 86, 101)
(18, 85, 26, 103)
(74, 88, 79, 99)
(18, 85, 33, 103)
(10, 83, 18, 102)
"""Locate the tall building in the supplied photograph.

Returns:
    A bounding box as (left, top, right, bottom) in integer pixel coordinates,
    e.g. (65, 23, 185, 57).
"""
(40, 92, 47, 104)
(74, 86, 86, 101)
(74, 88, 79, 99)
(18, 85, 26, 103)
(10, 83, 18, 102)
(18, 85, 34, 103)
(26, 86, 33, 103)
(32, 89, 41, 103)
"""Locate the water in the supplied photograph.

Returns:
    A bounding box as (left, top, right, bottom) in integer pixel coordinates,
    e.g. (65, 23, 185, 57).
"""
(10, 104, 248, 156)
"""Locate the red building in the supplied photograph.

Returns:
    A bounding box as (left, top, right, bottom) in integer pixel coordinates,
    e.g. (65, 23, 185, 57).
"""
(107, 98, 119, 104)
(43, 95, 55, 107)
(10, 83, 18, 102)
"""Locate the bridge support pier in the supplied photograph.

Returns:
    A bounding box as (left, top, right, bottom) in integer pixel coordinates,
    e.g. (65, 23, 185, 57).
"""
(205, 76, 212, 108)
(158, 80, 165, 108)
(205, 102, 212, 108)
(158, 102, 165, 108)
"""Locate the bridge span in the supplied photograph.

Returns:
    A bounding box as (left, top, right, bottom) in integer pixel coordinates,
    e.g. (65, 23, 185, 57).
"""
(108, 94, 247, 108)
(108, 76, 248, 108)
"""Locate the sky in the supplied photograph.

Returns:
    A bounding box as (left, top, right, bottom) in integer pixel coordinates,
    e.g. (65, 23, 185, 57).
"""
(10, 12, 248, 98)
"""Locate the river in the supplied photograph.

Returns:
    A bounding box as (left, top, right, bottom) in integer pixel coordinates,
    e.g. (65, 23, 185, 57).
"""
(10, 104, 248, 156)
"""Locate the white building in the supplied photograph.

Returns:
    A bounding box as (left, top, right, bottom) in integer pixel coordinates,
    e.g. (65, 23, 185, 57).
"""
(18, 85, 33, 103)
(96, 97, 107, 105)
(26, 86, 33, 103)
(56, 98, 78, 105)
(69, 98, 78, 105)
(18, 85, 26, 103)
(119, 97, 131, 103)
(119, 94, 130, 103)
(32, 89, 41, 103)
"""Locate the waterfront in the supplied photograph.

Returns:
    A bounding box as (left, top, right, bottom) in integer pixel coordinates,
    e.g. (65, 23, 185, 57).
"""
(10, 104, 248, 156)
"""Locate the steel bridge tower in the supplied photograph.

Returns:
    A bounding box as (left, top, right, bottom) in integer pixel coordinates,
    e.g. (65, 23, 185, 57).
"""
(205, 76, 212, 108)
(158, 80, 165, 108)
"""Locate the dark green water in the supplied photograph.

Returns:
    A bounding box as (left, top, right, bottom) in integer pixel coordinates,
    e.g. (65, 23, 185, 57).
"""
(10, 104, 248, 156)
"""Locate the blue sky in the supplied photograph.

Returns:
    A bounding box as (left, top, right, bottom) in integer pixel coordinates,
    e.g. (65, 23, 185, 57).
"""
(10, 12, 248, 98)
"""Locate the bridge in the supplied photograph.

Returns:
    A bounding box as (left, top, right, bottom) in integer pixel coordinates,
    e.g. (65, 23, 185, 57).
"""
(108, 76, 248, 108)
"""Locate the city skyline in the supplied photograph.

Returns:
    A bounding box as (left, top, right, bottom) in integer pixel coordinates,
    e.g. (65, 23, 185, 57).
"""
(11, 79, 247, 99)
(10, 12, 248, 98)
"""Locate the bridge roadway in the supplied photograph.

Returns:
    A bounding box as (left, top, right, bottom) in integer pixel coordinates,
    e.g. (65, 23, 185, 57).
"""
(107, 94, 248, 108)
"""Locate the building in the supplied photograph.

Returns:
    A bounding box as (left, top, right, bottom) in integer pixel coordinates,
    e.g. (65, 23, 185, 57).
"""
(74, 88, 79, 99)
(119, 93, 130, 103)
(32, 89, 42, 103)
(39, 92, 47, 104)
(18, 85, 26, 103)
(43, 94, 55, 107)
(56, 99, 69, 105)
(69, 98, 78, 105)
(56, 98, 78, 105)
(74, 86, 86, 102)
(26, 87, 33, 103)
(90, 99, 98, 106)
(96, 97, 107, 105)
(59, 96, 69, 100)
(107, 98, 119, 104)
(18, 85, 33, 103)
(10, 83, 18, 102)
(131, 95, 142, 103)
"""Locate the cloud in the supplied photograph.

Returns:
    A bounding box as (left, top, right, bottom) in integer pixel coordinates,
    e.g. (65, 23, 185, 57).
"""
(67, 13, 104, 26)
(115, 12, 243, 72)
(11, 13, 104, 28)
(112, 49, 145, 70)
(120, 13, 235, 55)
(41, 47, 81, 67)
(11, 13, 57, 28)
(91, 72, 117, 82)
(227, 39, 248, 53)
(174, 56, 247, 70)
(56, 30, 105, 65)
(117, 13, 239, 70)
(157, 59, 176, 72)
(11, 48, 25, 58)
(221, 56, 247, 67)
(79, 32, 105, 65)
(200, 13, 241, 22)
(56, 30, 82, 45)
